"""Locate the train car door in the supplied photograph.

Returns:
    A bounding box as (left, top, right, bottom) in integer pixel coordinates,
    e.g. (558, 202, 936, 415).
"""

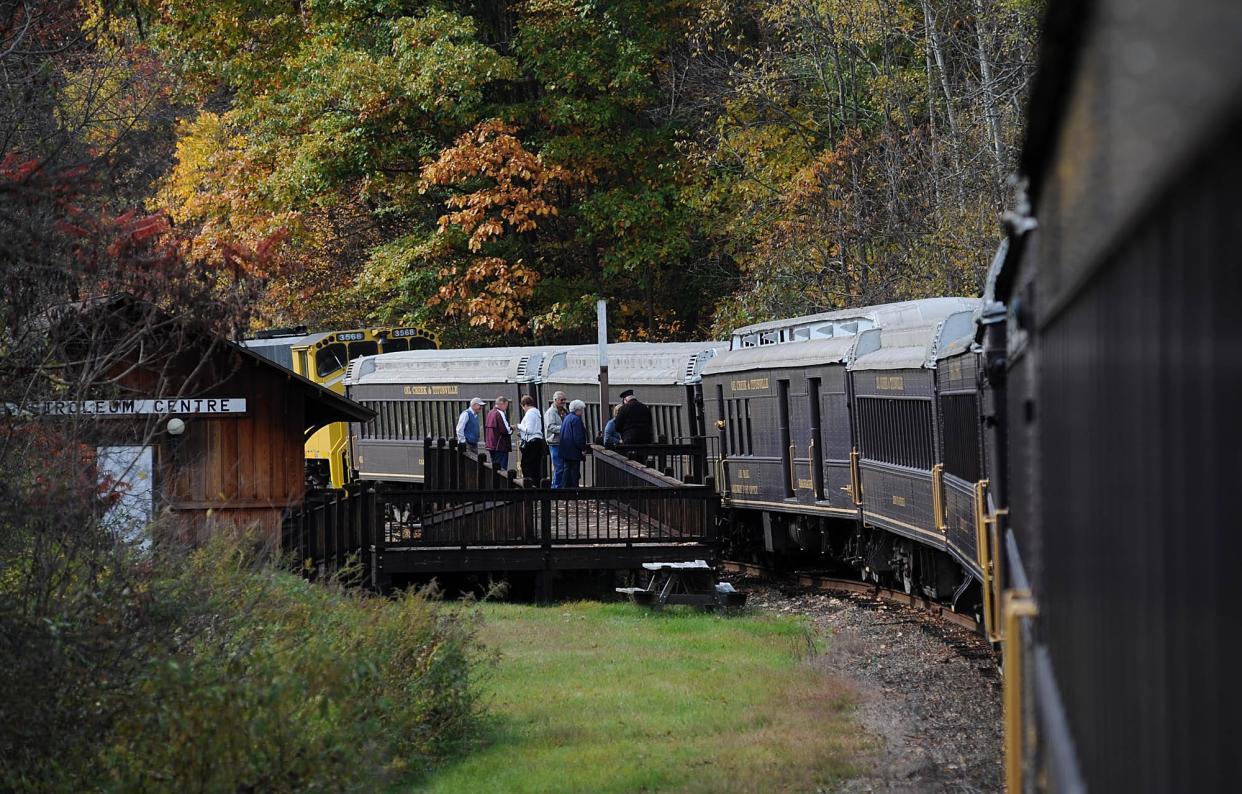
(778, 378, 794, 499)
(808, 377, 825, 500)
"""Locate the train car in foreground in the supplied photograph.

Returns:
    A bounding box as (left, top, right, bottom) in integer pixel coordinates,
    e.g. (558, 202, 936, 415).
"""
(986, 0, 1242, 790)
(243, 325, 439, 487)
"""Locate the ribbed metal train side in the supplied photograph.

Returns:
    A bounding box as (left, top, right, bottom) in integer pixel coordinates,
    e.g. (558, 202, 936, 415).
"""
(997, 1, 1242, 789)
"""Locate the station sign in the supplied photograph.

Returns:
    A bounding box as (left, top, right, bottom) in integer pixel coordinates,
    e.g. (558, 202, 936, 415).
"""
(18, 398, 247, 417)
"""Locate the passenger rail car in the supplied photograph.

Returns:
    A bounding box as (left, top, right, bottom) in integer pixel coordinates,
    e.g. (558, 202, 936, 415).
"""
(985, 0, 1242, 790)
(703, 299, 984, 600)
(344, 342, 722, 483)
(345, 347, 555, 483)
(541, 342, 722, 441)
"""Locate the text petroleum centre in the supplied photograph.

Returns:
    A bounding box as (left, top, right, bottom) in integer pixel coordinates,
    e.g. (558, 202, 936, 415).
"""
(23, 398, 247, 416)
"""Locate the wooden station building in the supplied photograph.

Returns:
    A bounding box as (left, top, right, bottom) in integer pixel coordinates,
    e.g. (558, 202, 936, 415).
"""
(47, 296, 374, 543)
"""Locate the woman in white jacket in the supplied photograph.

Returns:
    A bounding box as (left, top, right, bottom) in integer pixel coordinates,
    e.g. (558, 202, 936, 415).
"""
(517, 394, 547, 482)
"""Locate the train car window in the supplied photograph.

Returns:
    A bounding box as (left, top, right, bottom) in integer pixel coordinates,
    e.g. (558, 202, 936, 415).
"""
(295, 349, 309, 378)
(940, 394, 981, 481)
(808, 378, 824, 498)
(407, 336, 436, 351)
(857, 397, 934, 469)
(380, 338, 408, 353)
(347, 341, 378, 361)
(315, 343, 348, 377)
(743, 399, 754, 455)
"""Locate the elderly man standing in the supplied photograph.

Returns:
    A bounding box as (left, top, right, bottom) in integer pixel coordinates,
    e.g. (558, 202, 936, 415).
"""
(557, 399, 590, 488)
(455, 397, 485, 449)
(484, 395, 513, 471)
(543, 390, 568, 487)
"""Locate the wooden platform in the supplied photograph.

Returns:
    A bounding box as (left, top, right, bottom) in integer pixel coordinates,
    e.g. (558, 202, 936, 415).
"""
(374, 541, 714, 575)
(389, 498, 699, 546)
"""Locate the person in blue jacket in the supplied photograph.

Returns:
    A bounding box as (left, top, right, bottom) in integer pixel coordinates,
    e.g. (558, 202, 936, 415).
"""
(557, 399, 590, 488)
(602, 403, 622, 447)
(455, 397, 484, 449)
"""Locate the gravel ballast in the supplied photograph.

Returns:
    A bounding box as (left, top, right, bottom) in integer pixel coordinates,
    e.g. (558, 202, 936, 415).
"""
(742, 579, 1003, 793)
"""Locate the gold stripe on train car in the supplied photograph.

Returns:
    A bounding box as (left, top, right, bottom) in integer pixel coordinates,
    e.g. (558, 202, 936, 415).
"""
(1003, 589, 1038, 794)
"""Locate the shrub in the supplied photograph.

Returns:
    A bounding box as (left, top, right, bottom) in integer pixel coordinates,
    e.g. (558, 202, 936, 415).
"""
(0, 530, 485, 792)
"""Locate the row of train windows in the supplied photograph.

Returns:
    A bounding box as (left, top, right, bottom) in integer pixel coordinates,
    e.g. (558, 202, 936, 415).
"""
(856, 398, 935, 470)
(362, 399, 685, 445)
(651, 404, 685, 442)
(313, 338, 432, 379)
(360, 400, 462, 441)
(854, 396, 981, 478)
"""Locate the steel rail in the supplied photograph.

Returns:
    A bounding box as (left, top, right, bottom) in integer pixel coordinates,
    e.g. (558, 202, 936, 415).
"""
(719, 560, 983, 633)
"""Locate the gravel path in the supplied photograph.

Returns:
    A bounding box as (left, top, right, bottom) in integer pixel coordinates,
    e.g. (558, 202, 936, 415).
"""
(742, 579, 1003, 793)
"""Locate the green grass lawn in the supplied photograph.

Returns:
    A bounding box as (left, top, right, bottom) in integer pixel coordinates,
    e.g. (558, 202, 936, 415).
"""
(417, 601, 867, 793)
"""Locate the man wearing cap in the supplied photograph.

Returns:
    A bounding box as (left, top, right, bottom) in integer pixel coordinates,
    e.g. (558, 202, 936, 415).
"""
(455, 397, 485, 450)
(484, 396, 513, 471)
(613, 389, 654, 445)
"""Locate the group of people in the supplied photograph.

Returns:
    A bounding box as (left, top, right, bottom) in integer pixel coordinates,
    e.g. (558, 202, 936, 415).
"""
(453, 389, 654, 488)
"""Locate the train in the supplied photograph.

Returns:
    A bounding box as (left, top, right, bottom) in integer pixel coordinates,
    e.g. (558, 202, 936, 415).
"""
(339, 297, 993, 617)
(242, 325, 439, 488)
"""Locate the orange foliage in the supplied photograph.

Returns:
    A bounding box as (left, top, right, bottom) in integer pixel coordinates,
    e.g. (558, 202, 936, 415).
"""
(420, 119, 568, 250)
(432, 257, 538, 333)
(420, 119, 569, 332)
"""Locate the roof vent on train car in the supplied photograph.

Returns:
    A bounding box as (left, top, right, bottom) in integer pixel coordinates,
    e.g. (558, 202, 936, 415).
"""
(926, 320, 947, 367)
(516, 354, 532, 380)
(543, 351, 567, 378)
(344, 357, 374, 385)
(689, 349, 720, 382)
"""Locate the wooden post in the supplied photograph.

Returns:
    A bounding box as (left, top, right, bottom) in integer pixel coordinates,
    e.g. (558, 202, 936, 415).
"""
(423, 436, 433, 487)
(449, 438, 459, 491)
(326, 492, 339, 574)
(336, 491, 347, 572)
(691, 435, 706, 485)
(541, 478, 553, 548)
(369, 486, 384, 591)
(442, 437, 452, 506)
(703, 476, 717, 545)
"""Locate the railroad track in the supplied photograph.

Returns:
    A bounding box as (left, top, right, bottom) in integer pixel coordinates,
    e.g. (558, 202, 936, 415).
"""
(720, 559, 983, 633)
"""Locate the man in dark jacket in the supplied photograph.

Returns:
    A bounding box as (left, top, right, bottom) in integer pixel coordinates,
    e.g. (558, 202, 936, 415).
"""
(557, 400, 590, 488)
(613, 389, 654, 445)
(484, 396, 513, 471)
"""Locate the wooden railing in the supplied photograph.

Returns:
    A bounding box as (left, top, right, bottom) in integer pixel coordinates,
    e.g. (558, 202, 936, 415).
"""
(422, 437, 526, 491)
(280, 482, 378, 579)
(281, 437, 717, 586)
(375, 482, 716, 548)
(602, 436, 708, 484)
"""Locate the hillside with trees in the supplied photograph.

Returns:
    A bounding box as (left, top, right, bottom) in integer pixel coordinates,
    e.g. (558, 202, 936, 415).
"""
(141, 0, 1041, 342)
